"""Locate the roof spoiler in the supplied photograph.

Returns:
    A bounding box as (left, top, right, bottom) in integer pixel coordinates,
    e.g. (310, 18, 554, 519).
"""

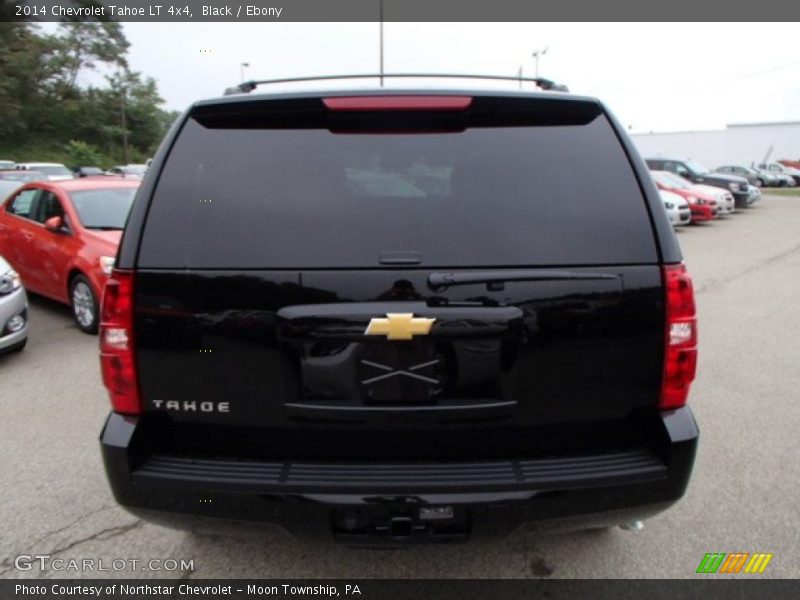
(223, 73, 569, 96)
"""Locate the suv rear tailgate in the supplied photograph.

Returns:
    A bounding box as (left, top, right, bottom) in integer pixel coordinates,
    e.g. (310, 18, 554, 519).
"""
(127, 91, 668, 461)
(133, 264, 664, 459)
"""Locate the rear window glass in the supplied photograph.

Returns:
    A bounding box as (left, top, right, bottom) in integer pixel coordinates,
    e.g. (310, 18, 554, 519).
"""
(70, 188, 137, 230)
(139, 109, 656, 268)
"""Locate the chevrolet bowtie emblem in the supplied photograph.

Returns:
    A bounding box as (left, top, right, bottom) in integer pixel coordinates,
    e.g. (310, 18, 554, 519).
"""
(365, 313, 436, 341)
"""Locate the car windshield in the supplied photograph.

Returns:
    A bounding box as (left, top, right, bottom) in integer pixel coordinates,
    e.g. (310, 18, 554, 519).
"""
(653, 171, 690, 189)
(69, 187, 137, 229)
(685, 160, 709, 175)
(34, 165, 72, 177)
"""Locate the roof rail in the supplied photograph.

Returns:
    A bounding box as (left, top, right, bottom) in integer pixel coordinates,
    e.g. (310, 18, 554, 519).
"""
(222, 73, 569, 96)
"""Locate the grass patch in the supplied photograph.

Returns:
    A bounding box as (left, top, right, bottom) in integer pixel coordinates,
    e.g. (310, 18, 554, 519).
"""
(762, 188, 800, 197)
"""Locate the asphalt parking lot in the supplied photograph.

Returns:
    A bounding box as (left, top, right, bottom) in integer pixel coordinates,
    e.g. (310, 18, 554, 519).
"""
(2, 194, 799, 580)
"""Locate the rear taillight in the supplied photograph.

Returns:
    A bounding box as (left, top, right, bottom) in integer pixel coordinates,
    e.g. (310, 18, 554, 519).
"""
(99, 269, 140, 414)
(661, 264, 697, 409)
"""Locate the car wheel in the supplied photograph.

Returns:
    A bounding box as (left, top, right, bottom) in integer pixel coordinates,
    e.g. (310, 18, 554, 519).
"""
(70, 275, 99, 334)
(755, 178, 764, 187)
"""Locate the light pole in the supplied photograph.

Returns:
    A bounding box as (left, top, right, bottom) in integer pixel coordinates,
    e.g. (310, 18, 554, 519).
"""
(531, 47, 548, 78)
(379, 0, 384, 87)
(240, 62, 250, 82)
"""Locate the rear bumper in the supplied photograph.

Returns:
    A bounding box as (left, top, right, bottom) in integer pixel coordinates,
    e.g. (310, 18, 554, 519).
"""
(100, 408, 698, 542)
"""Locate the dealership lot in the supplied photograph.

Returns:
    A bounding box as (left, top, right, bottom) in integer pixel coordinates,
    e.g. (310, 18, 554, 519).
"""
(1, 194, 799, 579)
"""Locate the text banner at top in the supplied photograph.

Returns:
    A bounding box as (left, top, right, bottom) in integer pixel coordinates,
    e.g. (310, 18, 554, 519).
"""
(4, 0, 800, 22)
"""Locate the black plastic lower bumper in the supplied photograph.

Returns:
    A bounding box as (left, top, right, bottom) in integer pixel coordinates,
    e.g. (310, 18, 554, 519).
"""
(100, 408, 698, 542)
(732, 191, 751, 207)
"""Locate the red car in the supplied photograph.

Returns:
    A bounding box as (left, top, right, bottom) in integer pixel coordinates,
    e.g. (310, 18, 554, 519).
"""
(0, 178, 139, 333)
(650, 171, 718, 223)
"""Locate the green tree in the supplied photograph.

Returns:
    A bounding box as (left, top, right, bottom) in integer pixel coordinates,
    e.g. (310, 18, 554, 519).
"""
(65, 139, 103, 167)
(0, 23, 61, 139)
(49, 21, 129, 93)
(0, 19, 173, 165)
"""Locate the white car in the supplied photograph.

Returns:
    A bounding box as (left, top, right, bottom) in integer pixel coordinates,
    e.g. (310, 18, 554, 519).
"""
(748, 184, 762, 204)
(659, 190, 690, 227)
(14, 162, 74, 181)
(692, 184, 736, 214)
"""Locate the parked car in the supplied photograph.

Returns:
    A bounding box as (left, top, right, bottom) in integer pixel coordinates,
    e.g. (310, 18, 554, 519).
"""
(0, 160, 15, 170)
(690, 183, 736, 214)
(747, 185, 762, 205)
(667, 174, 737, 214)
(0, 170, 46, 183)
(74, 166, 106, 178)
(753, 168, 784, 188)
(646, 158, 750, 208)
(760, 162, 800, 186)
(659, 189, 691, 227)
(773, 173, 796, 187)
(0, 178, 139, 333)
(14, 162, 74, 181)
(106, 164, 147, 179)
(0, 253, 28, 353)
(714, 165, 779, 188)
(99, 80, 698, 542)
(650, 170, 719, 222)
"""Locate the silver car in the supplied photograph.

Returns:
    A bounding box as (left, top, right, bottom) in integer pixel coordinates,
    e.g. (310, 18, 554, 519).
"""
(0, 254, 28, 353)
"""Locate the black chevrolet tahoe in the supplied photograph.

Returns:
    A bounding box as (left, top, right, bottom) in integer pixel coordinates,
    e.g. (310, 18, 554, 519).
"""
(99, 77, 699, 543)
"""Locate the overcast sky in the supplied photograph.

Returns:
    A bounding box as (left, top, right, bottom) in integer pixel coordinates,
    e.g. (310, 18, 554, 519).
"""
(110, 22, 800, 132)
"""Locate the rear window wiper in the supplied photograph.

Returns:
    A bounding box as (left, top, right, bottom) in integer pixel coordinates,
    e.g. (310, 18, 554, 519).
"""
(427, 270, 619, 292)
(86, 226, 123, 231)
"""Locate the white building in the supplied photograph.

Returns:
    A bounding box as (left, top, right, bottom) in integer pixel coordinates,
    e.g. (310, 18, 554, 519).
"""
(631, 121, 800, 168)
